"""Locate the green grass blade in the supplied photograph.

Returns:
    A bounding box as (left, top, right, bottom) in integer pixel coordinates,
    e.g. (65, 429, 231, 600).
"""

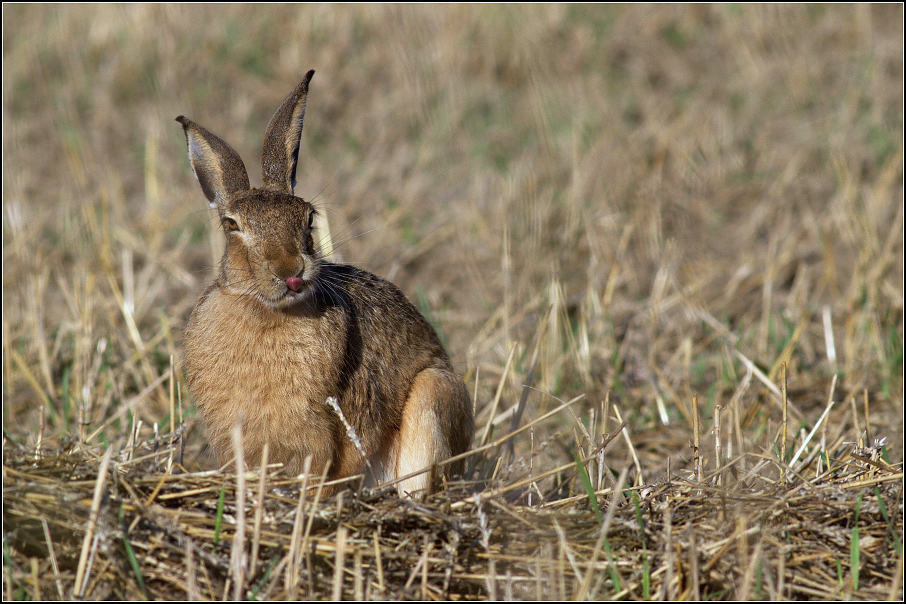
(61, 367, 72, 432)
(874, 486, 902, 554)
(849, 530, 860, 591)
(850, 494, 862, 591)
(602, 537, 622, 593)
(573, 450, 602, 522)
(757, 558, 764, 599)
(630, 491, 647, 548)
(120, 505, 148, 599)
(2, 533, 27, 598)
(214, 483, 227, 546)
(249, 556, 279, 600)
(630, 491, 649, 597)
(641, 550, 650, 599)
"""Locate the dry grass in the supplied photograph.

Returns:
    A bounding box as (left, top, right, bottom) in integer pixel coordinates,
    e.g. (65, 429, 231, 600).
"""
(2, 4, 903, 600)
(2, 430, 902, 600)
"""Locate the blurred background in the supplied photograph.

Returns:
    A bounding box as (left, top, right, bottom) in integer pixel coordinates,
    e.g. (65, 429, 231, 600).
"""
(2, 4, 902, 471)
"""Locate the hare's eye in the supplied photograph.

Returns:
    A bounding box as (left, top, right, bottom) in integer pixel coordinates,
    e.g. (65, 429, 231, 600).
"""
(307, 211, 316, 230)
(222, 217, 240, 232)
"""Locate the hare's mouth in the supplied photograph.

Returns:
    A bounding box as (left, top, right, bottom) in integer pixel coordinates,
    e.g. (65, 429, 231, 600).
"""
(283, 282, 312, 299)
(261, 261, 321, 309)
(263, 278, 314, 309)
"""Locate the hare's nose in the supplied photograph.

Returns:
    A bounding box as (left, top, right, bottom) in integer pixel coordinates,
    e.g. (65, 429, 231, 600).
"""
(286, 277, 304, 292)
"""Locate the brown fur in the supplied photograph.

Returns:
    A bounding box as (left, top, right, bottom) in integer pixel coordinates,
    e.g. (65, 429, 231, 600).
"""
(178, 72, 473, 496)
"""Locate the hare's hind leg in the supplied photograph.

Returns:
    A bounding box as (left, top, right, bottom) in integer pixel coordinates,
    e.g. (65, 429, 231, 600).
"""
(394, 367, 473, 497)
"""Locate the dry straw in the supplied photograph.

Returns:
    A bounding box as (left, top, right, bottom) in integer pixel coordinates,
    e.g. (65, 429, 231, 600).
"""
(3, 376, 902, 600)
(2, 3, 902, 601)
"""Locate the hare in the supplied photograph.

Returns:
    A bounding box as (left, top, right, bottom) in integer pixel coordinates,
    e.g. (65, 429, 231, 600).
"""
(177, 71, 473, 496)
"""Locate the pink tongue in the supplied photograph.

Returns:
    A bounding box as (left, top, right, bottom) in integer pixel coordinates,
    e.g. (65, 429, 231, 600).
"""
(286, 277, 303, 292)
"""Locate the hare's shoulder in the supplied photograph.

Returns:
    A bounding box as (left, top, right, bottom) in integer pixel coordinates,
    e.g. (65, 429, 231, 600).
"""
(321, 263, 431, 324)
(320, 263, 447, 359)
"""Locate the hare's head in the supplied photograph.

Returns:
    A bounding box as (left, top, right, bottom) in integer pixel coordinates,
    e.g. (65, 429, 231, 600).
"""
(177, 70, 320, 309)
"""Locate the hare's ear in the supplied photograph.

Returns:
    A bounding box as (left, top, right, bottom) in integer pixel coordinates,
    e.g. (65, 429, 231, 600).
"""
(176, 116, 250, 209)
(261, 70, 315, 195)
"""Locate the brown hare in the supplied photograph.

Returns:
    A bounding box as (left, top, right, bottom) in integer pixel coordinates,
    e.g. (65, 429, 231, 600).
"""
(177, 70, 473, 496)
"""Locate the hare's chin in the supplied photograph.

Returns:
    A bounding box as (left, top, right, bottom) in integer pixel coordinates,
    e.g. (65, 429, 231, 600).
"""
(265, 286, 313, 309)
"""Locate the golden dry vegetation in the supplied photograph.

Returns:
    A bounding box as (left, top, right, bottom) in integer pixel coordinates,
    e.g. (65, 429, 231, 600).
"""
(2, 4, 903, 600)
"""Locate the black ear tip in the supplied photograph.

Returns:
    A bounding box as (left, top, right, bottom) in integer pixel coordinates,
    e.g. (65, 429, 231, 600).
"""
(175, 115, 189, 127)
(304, 69, 315, 85)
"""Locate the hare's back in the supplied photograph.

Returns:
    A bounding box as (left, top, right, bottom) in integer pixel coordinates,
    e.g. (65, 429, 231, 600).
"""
(323, 263, 449, 367)
(311, 263, 454, 460)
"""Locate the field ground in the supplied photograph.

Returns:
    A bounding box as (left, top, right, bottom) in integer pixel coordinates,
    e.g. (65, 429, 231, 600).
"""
(2, 4, 903, 600)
